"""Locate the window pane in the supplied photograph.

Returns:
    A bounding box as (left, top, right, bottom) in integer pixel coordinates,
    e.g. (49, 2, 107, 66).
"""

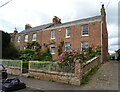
(25, 35, 28, 42)
(65, 42, 71, 51)
(51, 31, 55, 39)
(66, 28, 71, 37)
(81, 42, 88, 51)
(82, 25, 88, 35)
(50, 44, 55, 54)
(32, 34, 36, 41)
(17, 36, 20, 42)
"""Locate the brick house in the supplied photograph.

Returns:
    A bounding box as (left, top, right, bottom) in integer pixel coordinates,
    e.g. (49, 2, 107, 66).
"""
(11, 4, 108, 62)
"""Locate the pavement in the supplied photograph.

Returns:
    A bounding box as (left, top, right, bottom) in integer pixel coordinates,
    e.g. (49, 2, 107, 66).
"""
(7, 61, 119, 91)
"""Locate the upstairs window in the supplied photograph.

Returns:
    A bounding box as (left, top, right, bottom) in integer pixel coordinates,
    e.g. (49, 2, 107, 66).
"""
(25, 35, 28, 42)
(65, 42, 71, 51)
(51, 31, 55, 39)
(32, 33, 36, 41)
(17, 36, 20, 42)
(66, 28, 71, 38)
(50, 44, 55, 54)
(82, 25, 88, 36)
(81, 42, 88, 51)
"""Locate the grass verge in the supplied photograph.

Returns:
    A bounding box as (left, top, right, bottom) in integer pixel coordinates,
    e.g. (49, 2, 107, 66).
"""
(81, 66, 99, 85)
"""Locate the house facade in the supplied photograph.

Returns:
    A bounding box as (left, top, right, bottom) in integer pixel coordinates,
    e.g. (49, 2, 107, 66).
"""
(11, 5, 108, 62)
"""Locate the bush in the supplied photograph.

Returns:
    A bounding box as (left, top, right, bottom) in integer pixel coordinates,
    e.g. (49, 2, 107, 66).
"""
(19, 44, 52, 61)
(58, 47, 101, 66)
(19, 49, 35, 61)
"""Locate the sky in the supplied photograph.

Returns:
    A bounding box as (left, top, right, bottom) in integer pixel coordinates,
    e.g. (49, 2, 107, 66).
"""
(0, 0, 119, 54)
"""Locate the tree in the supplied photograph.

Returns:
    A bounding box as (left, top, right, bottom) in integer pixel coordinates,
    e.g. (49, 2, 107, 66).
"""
(2, 31, 19, 59)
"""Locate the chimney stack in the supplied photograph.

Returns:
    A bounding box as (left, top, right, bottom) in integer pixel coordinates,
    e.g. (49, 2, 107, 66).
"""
(52, 16, 61, 25)
(25, 24, 32, 29)
(14, 27, 18, 35)
(101, 4, 106, 16)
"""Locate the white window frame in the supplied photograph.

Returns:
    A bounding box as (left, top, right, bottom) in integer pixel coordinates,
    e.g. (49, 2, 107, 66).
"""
(17, 36, 20, 43)
(66, 28, 71, 38)
(81, 42, 89, 51)
(65, 42, 71, 51)
(82, 25, 88, 36)
(25, 34, 28, 42)
(32, 33, 37, 41)
(50, 44, 55, 54)
(51, 31, 55, 39)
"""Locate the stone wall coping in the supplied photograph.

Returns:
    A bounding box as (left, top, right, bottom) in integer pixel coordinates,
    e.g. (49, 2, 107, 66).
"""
(7, 66, 21, 69)
(29, 69, 75, 77)
(82, 56, 100, 66)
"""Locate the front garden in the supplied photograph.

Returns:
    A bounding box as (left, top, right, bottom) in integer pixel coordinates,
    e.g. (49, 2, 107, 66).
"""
(2, 41, 101, 85)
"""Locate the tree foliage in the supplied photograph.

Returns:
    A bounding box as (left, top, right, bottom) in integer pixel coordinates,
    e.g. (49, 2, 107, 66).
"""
(2, 31, 19, 59)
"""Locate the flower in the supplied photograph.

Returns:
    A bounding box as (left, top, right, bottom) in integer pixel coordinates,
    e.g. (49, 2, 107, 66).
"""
(74, 58, 76, 62)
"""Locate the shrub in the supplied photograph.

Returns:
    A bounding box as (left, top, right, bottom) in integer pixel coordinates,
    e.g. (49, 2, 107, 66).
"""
(19, 49, 35, 61)
(58, 46, 101, 65)
(19, 41, 52, 61)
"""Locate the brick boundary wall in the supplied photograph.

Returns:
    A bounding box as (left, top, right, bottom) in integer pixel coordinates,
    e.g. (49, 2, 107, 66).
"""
(2, 56, 101, 86)
(28, 56, 101, 85)
(6, 67, 21, 75)
(2, 59, 22, 75)
(28, 60, 81, 85)
(81, 56, 101, 77)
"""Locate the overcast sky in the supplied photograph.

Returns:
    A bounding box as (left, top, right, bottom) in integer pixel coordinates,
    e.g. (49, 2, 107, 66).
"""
(0, 0, 119, 54)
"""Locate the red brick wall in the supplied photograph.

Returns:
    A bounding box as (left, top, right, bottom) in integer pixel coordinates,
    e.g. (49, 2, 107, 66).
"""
(14, 20, 108, 60)
(6, 67, 21, 75)
(41, 22, 101, 59)
(102, 16, 108, 62)
(82, 56, 101, 77)
(28, 56, 101, 85)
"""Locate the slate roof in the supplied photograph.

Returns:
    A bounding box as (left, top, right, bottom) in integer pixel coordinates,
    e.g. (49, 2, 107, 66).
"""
(45, 15, 103, 30)
(19, 23, 52, 34)
(19, 15, 103, 34)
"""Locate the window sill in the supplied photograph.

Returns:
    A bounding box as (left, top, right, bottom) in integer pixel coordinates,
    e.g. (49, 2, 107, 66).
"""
(82, 35, 89, 37)
(51, 38, 55, 40)
(32, 40, 36, 41)
(66, 36, 71, 38)
(51, 53, 55, 55)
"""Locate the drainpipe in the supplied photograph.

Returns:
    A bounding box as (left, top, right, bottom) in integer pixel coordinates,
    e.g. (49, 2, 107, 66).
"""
(101, 20, 103, 63)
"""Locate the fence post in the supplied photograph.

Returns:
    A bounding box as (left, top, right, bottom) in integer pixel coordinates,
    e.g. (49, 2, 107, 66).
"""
(21, 60, 23, 74)
(74, 60, 82, 85)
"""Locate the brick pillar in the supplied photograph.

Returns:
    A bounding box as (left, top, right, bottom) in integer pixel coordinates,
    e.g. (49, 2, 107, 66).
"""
(74, 60, 81, 85)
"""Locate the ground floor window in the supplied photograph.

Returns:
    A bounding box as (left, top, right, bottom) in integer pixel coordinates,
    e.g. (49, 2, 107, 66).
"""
(50, 44, 55, 54)
(81, 42, 88, 51)
(65, 42, 71, 51)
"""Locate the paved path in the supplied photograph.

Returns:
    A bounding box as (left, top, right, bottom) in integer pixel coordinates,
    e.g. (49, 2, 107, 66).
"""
(81, 61, 119, 90)
(8, 61, 119, 91)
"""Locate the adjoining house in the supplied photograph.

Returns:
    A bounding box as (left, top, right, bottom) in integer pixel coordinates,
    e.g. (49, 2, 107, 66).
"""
(10, 4, 108, 62)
